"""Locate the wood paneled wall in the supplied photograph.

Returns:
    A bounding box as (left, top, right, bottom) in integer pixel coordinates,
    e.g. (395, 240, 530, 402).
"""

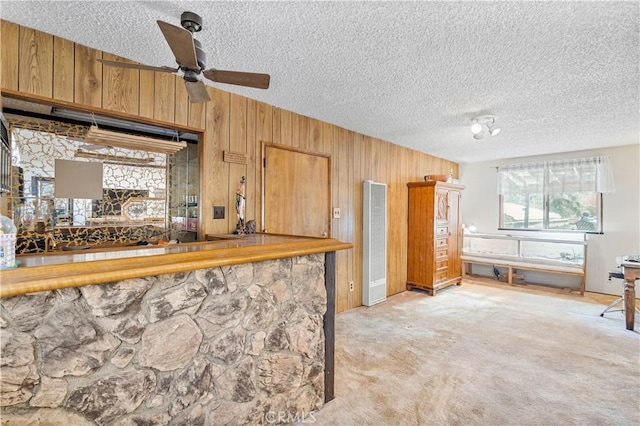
(0, 20, 458, 312)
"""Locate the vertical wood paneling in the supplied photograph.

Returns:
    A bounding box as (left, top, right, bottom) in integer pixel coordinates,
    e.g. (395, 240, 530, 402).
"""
(309, 118, 324, 153)
(101, 53, 139, 115)
(138, 69, 154, 119)
(188, 100, 206, 129)
(229, 93, 247, 231)
(332, 126, 348, 313)
(256, 102, 272, 144)
(246, 99, 257, 226)
(377, 139, 389, 185)
(399, 147, 411, 288)
(256, 102, 272, 232)
(362, 136, 372, 181)
(330, 125, 340, 240)
(74, 44, 102, 107)
(173, 79, 189, 126)
(298, 115, 309, 150)
(206, 87, 230, 235)
(1, 20, 20, 91)
(200, 92, 213, 236)
(229, 93, 247, 149)
(153, 72, 175, 122)
(280, 109, 292, 146)
(369, 138, 379, 182)
(345, 130, 355, 309)
(352, 132, 364, 309)
(8, 21, 462, 314)
(388, 144, 402, 295)
(337, 127, 350, 241)
(322, 122, 332, 155)
(290, 112, 300, 148)
(410, 145, 420, 181)
(18, 27, 53, 97)
(272, 107, 281, 144)
(53, 36, 74, 102)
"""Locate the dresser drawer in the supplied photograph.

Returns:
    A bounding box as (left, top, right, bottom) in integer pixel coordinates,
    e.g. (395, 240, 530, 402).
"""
(436, 226, 449, 237)
(435, 270, 448, 282)
(435, 248, 448, 260)
(436, 260, 448, 272)
(436, 238, 448, 249)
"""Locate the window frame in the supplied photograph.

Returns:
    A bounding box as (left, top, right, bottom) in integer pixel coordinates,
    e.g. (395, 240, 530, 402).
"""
(498, 161, 604, 234)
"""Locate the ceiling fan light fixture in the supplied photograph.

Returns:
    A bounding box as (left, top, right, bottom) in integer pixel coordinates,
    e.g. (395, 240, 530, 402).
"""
(97, 11, 270, 103)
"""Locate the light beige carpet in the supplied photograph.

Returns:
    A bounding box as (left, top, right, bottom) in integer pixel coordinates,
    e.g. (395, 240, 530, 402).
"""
(314, 281, 640, 425)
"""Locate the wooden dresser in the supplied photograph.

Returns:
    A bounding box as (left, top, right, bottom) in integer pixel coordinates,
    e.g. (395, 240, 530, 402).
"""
(406, 181, 465, 295)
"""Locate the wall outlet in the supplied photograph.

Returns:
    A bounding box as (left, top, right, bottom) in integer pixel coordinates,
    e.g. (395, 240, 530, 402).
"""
(333, 207, 341, 219)
(213, 206, 225, 219)
(349, 281, 354, 291)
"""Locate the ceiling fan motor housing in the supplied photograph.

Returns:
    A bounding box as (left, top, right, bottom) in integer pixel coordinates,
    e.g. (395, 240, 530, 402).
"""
(180, 11, 202, 33)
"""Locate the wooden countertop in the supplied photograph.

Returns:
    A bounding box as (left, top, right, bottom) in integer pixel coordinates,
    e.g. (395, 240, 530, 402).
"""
(0, 234, 352, 298)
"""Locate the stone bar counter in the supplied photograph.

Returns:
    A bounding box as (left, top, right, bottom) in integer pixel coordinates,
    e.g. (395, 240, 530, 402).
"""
(0, 234, 351, 425)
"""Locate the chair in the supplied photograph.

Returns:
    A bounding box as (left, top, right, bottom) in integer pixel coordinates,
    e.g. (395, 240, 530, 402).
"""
(575, 217, 596, 231)
(600, 270, 640, 317)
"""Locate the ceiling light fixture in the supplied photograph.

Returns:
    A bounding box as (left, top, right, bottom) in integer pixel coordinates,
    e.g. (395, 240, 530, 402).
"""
(471, 122, 485, 140)
(486, 122, 501, 136)
(470, 115, 501, 140)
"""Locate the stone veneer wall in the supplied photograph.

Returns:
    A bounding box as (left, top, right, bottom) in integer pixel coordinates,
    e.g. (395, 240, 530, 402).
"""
(0, 254, 327, 425)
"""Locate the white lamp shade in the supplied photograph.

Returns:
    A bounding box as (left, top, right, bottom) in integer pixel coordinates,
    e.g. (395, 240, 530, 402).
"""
(470, 123, 483, 134)
(487, 123, 501, 136)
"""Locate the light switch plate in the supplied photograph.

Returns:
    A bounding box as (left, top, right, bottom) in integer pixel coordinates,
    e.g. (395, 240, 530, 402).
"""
(333, 207, 341, 219)
(213, 206, 225, 219)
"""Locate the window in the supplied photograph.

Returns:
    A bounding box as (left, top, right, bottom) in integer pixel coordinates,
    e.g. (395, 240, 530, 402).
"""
(498, 157, 615, 233)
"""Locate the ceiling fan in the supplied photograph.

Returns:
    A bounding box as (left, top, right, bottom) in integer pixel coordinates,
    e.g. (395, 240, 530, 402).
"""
(98, 11, 270, 103)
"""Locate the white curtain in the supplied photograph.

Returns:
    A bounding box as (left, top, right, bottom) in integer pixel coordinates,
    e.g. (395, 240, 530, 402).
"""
(596, 156, 616, 193)
(497, 156, 616, 194)
(496, 161, 546, 195)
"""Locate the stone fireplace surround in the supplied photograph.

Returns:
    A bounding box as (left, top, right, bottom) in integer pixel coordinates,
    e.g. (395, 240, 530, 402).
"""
(0, 253, 333, 425)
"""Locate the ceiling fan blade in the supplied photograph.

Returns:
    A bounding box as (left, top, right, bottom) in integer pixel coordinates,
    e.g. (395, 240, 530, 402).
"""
(157, 20, 199, 70)
(203, 69, 270, 89)
(98, 59, 177, 73)
(184, 80, 211, 103)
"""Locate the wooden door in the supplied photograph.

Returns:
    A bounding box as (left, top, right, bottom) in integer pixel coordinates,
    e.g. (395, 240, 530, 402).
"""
(448, 190, 462, 279)
(407, 185, 435, 284)
(263, 143, 330, 237)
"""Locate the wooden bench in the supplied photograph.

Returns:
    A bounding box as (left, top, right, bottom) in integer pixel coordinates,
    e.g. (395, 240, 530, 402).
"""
(462, 255, 585, 294)
(462, 233, 587, 295)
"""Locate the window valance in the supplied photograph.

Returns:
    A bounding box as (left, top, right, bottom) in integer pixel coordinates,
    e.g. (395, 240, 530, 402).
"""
(497, 156, 616, 195)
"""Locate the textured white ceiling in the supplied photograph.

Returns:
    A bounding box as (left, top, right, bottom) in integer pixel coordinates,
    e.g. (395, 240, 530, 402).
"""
(1, 1, 638, 163)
